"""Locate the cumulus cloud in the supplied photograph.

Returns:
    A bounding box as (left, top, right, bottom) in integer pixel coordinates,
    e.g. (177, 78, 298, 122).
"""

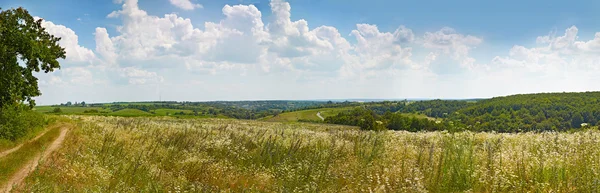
(169, 0, 202, 10)
(490, 26, 600, 72)
(119, 67, 164, 85)
(42, 0, 591, 104)
(94, 27, 117, 66)
(423, 27, 482, 69)
(37, 18, 95, 63)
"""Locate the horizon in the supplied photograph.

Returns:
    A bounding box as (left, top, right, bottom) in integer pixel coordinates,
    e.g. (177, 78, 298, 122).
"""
(4, 0, 600, 105)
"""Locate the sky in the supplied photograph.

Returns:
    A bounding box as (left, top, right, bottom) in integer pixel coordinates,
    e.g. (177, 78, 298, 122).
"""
(3, 0, 600, 105)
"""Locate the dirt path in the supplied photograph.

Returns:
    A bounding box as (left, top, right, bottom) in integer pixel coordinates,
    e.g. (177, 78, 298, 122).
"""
(1, 127, 68, 193)
(316, 112, 324, 121)
(0, 129, 51, 159)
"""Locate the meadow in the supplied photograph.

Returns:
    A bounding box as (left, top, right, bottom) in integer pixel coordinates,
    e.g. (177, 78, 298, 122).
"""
(15, 116, 600, 192)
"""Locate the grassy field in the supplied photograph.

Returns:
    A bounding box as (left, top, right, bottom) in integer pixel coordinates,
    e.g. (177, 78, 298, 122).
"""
(108, 109, 152, 116)
(264, 107, 355, 122)
(34, 106, 111, 114)
(15, 116, 600, 192)
(151, 109, 194, 116)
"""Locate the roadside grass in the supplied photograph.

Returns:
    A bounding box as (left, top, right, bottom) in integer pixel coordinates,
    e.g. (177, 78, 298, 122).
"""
(0, 126, 46, 153)
(0, 123, 63, 184)
(18, 116, 600, 192)
(0, 114, 60, 152)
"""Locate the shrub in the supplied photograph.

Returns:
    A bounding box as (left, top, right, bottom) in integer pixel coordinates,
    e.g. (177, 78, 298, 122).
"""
(0, 105, 45, 141)
(52, 107, 62, 113)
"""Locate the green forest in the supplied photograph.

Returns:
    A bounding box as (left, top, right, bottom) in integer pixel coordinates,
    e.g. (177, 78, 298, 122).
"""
(325, 92, 600, 132)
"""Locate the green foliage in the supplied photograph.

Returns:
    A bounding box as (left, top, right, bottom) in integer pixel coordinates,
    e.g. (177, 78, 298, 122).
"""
(368, 99, 475, 118)
(0, 105, 45, 141)
(0, 8, 65, 108)
(326, 108, 447, 131)
(52, 107, 62, 113)
(324, 108, 386, 131)
(452, 92, 600, 132)
(383, 112, 448, 132)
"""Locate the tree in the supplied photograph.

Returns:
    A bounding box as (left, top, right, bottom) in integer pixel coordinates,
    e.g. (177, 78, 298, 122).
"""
(572, 112, 584, 128)
(81, 101, 86, 107)
(66, 101, 72, 106)
(0, 8, 66, 108)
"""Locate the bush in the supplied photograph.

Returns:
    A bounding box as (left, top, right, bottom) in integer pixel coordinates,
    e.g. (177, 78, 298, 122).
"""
(52, 107, 62, 113)
(0, 105, 45, 141)
(83, 109, 99, 113)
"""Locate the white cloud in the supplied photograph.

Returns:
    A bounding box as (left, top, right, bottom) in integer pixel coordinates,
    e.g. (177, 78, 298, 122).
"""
(94, 27, 117, 66)
(119, 67, 164, 85)
(169, 0, 203, 10)
(423, 27, 482, 69)
(37, 18, 95, 63)
(43, 0, 600, 105)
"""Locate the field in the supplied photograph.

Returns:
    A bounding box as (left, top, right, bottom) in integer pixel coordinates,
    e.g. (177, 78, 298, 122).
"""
(151, 109, 194, 116)
(264, 107, 354, 122)
(34, 106, 111, 114)
(108, 109, 152, 116)
(15, 116, 600, 192)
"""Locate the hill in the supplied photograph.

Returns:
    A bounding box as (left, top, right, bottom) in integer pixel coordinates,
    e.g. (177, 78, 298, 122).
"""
(449, 92, 600, 132)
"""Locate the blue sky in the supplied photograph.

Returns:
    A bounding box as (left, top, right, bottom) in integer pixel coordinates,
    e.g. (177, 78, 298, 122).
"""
(3, 0, 600, 105)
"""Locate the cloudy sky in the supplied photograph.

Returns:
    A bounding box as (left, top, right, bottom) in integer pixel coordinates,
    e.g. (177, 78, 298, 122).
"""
(3, 0, 600, 105)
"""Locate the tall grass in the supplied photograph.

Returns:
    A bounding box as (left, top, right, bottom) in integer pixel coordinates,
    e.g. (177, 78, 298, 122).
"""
(16, 116, 600, 192)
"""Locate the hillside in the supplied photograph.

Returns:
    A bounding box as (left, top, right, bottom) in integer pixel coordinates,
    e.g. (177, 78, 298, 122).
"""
(319, 92, 600, 132)
(449, 92, 600, 132)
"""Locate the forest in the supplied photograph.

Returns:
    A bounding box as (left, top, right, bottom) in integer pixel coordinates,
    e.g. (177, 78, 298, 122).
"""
(325, 92, 600, 132)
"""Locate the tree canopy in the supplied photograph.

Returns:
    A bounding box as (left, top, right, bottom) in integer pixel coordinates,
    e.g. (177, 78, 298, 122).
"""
(0, 7, 65, 108)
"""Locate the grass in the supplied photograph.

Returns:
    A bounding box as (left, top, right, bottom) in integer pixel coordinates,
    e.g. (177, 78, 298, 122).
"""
(34, 106, 111, 114)
(0, 123, 62, 184)
(17, 116, 600, 192)
(151, 109, 193, 116)
(108, 109, 152, 117)
(0, 126, 46, 153)
(265, 107, 354, 122)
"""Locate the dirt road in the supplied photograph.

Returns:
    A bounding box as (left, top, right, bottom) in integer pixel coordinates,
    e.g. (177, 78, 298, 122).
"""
(0, 129, 51, 159)
(317, 112, 324, 121)
(1, 127, 68, 193)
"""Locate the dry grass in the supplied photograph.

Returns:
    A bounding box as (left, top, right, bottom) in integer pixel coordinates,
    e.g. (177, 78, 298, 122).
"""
(16, 116, 600, 192)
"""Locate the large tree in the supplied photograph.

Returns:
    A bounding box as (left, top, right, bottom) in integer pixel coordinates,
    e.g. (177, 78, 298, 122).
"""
(0, 7, 65, 108)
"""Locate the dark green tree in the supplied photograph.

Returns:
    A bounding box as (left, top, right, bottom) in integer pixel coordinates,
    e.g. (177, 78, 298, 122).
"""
(0, 8, 66, 108)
